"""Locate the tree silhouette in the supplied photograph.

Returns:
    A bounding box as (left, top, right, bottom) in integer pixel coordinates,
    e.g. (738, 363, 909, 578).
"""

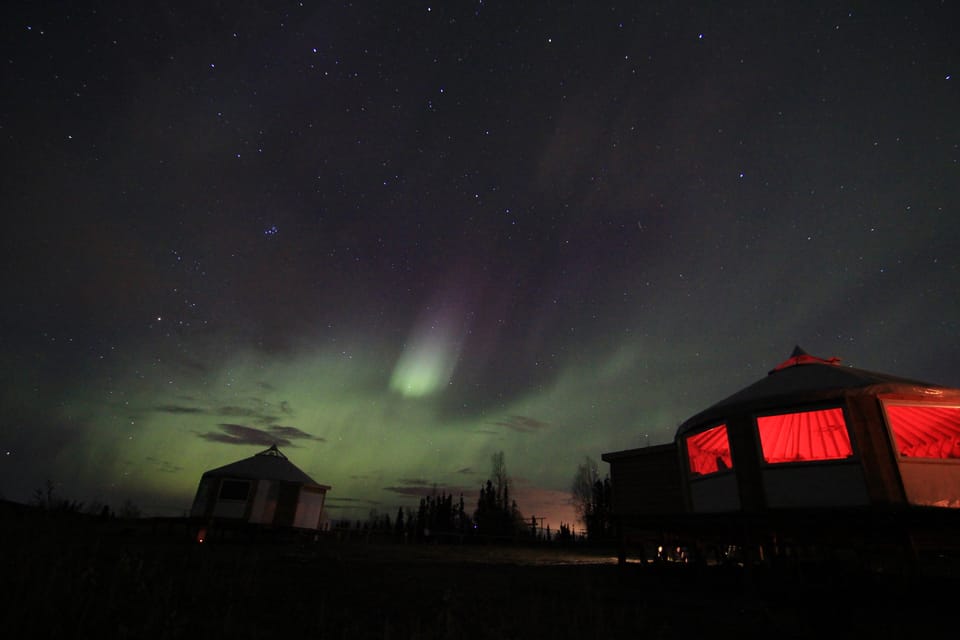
(473, 451, 525, 538)
(407, 490, 466, 540)
(571, 457, 613, 542)
(32, 479, 84, 513)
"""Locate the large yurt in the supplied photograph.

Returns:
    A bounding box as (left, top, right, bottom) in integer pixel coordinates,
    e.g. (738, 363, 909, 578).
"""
(676, 347, 960, 515)
(190, 444, 331, 530)
(603, 347, 960, 561)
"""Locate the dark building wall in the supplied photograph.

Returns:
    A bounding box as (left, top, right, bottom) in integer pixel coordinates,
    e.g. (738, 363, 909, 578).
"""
(603, 444, 685, 516)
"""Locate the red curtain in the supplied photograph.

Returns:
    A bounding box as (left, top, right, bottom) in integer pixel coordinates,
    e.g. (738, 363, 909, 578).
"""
(885, 404, 960, 459)
(756, 407, 853, 464)
(685, 424, 733, 476)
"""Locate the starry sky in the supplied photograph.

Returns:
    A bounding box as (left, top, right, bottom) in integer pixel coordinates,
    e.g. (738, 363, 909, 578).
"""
(2, 1, 958, 528)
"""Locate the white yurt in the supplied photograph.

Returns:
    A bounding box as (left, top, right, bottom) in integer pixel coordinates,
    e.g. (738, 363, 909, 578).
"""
(190, 444, 331, 530)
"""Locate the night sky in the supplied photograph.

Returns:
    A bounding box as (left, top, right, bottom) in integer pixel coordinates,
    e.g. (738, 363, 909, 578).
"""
(2, 1, 958, 527)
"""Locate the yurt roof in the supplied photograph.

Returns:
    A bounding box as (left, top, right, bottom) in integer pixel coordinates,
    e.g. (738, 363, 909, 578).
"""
(676, 346, 953, 438)
(201, 444, 326, 487)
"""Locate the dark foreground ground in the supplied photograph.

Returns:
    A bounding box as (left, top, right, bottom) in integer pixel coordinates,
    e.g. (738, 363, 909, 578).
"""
(3, 513, 958, 639)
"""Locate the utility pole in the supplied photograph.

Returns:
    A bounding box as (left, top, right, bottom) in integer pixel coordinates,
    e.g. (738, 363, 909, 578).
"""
(528, 515, 546, 537)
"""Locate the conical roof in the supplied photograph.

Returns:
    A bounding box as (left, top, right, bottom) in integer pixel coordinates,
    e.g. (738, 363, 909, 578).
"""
(201, 444, 324, 486)
(676, 346, 948, 437)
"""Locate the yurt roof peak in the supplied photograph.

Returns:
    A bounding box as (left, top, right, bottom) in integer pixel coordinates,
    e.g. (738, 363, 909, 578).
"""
(768, 345, 841, 373)
(258, 443, 287, 459)
(201, 444, 327, 488)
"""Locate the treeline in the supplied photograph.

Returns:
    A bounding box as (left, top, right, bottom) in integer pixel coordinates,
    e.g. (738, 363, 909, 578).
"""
(331, 489, 581, 544)
(29, 479, 142, 520)
(331, 452, 614, 545)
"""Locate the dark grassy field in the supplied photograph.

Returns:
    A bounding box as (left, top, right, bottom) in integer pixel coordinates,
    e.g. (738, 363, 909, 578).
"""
(3, 510, 957, 639)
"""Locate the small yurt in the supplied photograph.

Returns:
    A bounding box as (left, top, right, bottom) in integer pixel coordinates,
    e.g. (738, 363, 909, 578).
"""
(190, 444, 331, 530)
(676, 347, 960, 515)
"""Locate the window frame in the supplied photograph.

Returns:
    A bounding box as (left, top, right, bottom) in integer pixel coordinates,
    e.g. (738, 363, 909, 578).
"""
(752, 404, 857, 467)
(683, 422, 734, 479)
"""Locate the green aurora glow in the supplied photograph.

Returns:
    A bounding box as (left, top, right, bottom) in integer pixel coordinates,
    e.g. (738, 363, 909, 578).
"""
(2, 1, 959, 533)
(13, 335, 698, 529)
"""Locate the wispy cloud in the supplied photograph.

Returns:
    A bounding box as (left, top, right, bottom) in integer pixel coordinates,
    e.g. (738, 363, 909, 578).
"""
(397, 477, 430, 486)
(196, 423, 324, 447)
(145, 456, 184, 473)
(269, 425, 325, 442)
(216, 405, 285, 425)
(492, 415, 550, 433)
(199, 423, 287, 446)
(217, 406, 259, 417)
(383, 482, 473, 498)
(325, 496, 381, 510)
(155, 404, 205, 414)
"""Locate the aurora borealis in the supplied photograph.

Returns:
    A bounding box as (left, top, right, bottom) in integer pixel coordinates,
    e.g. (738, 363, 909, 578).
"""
(2, 2, 959, 529)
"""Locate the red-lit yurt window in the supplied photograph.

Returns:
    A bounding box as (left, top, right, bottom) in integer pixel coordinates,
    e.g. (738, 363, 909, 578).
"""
(685, 424, 733, 476)
(884, 404, 960, 460)
(756, 407, 853, 464)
